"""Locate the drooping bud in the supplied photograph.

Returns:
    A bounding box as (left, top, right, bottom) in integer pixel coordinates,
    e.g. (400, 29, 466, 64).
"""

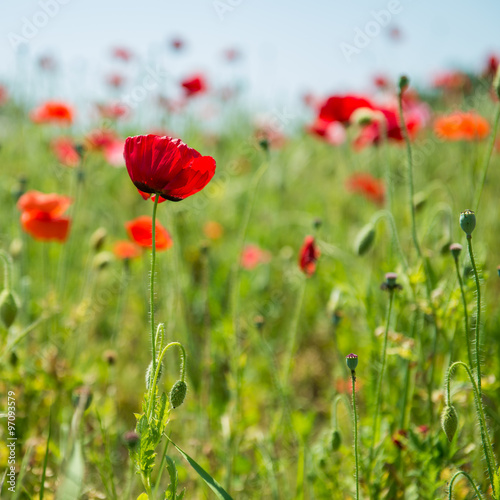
(169, 380, 187, 409)
(441, 405, 458, 442)
(0, 289, 18, 328)
(449, 243, 462, 259)
(92, 251, 114, 271)
(329, 429, 342, 452)
(459, 210, 476, 236)
(354, 223, 376, 256)
(346, 353, 358, 371)
(90, 227, 107, 252)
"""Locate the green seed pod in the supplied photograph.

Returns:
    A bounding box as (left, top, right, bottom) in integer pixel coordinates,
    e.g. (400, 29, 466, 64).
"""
(449, 243, 462, 260)
(398, 75, 409, 93)
(90, 227, 107, 252)
(0, 289, 18, 328)
(329, 429, 342, 452)
(346, 353, 358, 371)
(460, 210, 476, 236)
(441, 405, 458, 442)
(354, 223, 376, 256)
(145, 361, 163, 390)
(169, 380, 187, 408)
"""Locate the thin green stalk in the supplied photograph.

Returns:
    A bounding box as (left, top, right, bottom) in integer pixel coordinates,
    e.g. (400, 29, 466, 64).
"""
(151, 194, 160, 376)
(447, 471, 485, 500)
(466, 235, 482, 396)
(452, 255, 473, 371)
(445, 361, 496, 495)
(281, 278, 307, 387)
(474, 103, 500, 212)
(351, 369, 359, 500)
(371, 210, 408, 272)
(0, 249, 13, 290)
(369, 290, 394, 462)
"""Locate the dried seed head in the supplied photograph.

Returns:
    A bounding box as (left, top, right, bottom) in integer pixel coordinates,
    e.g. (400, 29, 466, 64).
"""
(346, 353, 358, 371)
(449, 243, 462, 259)
(459, 210, 476, 236)
(441, 405, 458, 442)
(169, 380, 187, 409)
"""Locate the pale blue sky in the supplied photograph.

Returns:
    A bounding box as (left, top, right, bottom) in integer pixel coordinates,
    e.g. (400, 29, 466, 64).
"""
(1, 0, 499, 107)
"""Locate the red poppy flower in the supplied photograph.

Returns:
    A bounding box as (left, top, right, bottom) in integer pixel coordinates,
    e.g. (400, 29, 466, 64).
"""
(0, 85, 8, 106)
(171, 38, 184, 51)
(17, 191, 72, 242)
(241, 244, 271, 270)
(97, 102, 128, 119)
(434, 112, 490, 141)
(346, 173, 385, 205)
(30, 101, 74, 125)
(113, 240, 142, 259)
(181, 74, 207, 97)
(484, 54, 499, 79)
(124, 135, 216, 202)
(104, 139, 126, 167)
(39, 55, 57, 71)
(85, 129, 118, 151)
(112, 47, 133, 61)
(318, 95, 375, 125)
(106, 74, 126, 89)
(299, 236, 320, 276)
(51, 137, 80, 167)
(125, 216, 173, 251)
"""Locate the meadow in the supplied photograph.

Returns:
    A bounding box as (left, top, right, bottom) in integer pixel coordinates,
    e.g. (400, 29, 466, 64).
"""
(0, 53, 500, 499)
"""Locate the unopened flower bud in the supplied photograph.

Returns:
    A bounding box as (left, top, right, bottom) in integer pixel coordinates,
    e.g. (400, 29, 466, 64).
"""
(0, 289, 19, 328)
(459, 210, 476, 236)
(380, 272, 402, 292)
(449, 243, 462, 259)
(90, 227, 107, 252)
(313, 218, 322, 230)
(346, 353, 358, 371)
(441, 405, 458, 442)
(254, 315, 265, 330)
(92, 251, 114, 271)
(330, 429, 342, 452)
(9, 239, 23, 260)
(123, 430, 140, 450)
(398, 75, 409, 93)
(354, 223, 376, 256)
(169, 380, 187, 409)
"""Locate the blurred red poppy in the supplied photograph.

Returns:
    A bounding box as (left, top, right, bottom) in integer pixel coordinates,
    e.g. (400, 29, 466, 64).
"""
(0, 85, 8, 106)
(484, 54, 499, 79)
(181, 74, 207, 97)
(17, 191, 72, 242)
(171, 38, 184, 51)
(124, 135, 216, 202)
(39, 55, 57, 71)
(224, 48, 240, 62)
(346, 173, 385, 205)
(125, 216, 172, 250)
(318, 95, 374, 124)
(299, 236, 320, 276)
(30, 101, 74, 125)
(85, 129, 118, 151)
(432, 71, 470, 92)
(112, 47, 133, 61)
(106, 74, 126, 89)
(97, 102, 128, 120)
(434, 112, 490, 141)
(51, 138, 81, 167)
(113, 240, 142, 259)
(241, 244, 271, 270)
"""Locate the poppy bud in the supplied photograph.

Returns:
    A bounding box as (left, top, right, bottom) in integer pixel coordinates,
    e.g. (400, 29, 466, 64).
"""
(90, 227, 107, 252)
(169, 380, 187, 408)
(459, 210, 476, 236)
(441, 405, 458, 442)
(354, 223, 376, 256)
(146, 360, 163, 390)
(123, 430, 140, 451)
(254, 315, 265, 330)
(313, 218, 322, 230)
(449, 243, 462, 259)
(413, 191, 428, 212)
(494, 66, 500, 100)
(346, 353, 358, 371)
(9, 238, 23, 260)
(0, 289, 19, 328)
(398, 75, 409, 93)
(329, 429, 342, 452)
(92, 251, 114, 271)
(380, 272, 402, 292)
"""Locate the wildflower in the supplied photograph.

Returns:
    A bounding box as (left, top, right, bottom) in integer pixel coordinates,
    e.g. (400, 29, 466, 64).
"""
(241, 244, 271, 270)
(123, 135, 216, 202)
(51, 137, 81, 167)
(434, 112, 490, 141)
(181, 74, 207, 97)
(113, 240, 143, 260)
(346, 173, 385, 205)
(30, 101, 74, 125)
(0, 85, 8, 106)
(112, 47, 133, 61)
(203, 221, 224, 240)
(125, 216, 173, 251)
(318, 95, 375, 124)
(299, 236, 320, 276)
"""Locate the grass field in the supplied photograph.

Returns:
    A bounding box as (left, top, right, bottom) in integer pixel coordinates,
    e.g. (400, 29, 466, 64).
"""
(1, 58, 500, 500)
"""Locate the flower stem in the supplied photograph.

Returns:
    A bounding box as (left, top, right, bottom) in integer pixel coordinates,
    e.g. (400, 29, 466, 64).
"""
(452, 255, 473, 371)
(351, 369, 359, 500)
(447, 471, 485, 500)
(445, 361, 496, 495)
(369, 289, 394, 465)
(0, 249, 13, 290)
(466, 235, 482, 395)
(151, 194, 160, 377)
(474, 102, 500, 213)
